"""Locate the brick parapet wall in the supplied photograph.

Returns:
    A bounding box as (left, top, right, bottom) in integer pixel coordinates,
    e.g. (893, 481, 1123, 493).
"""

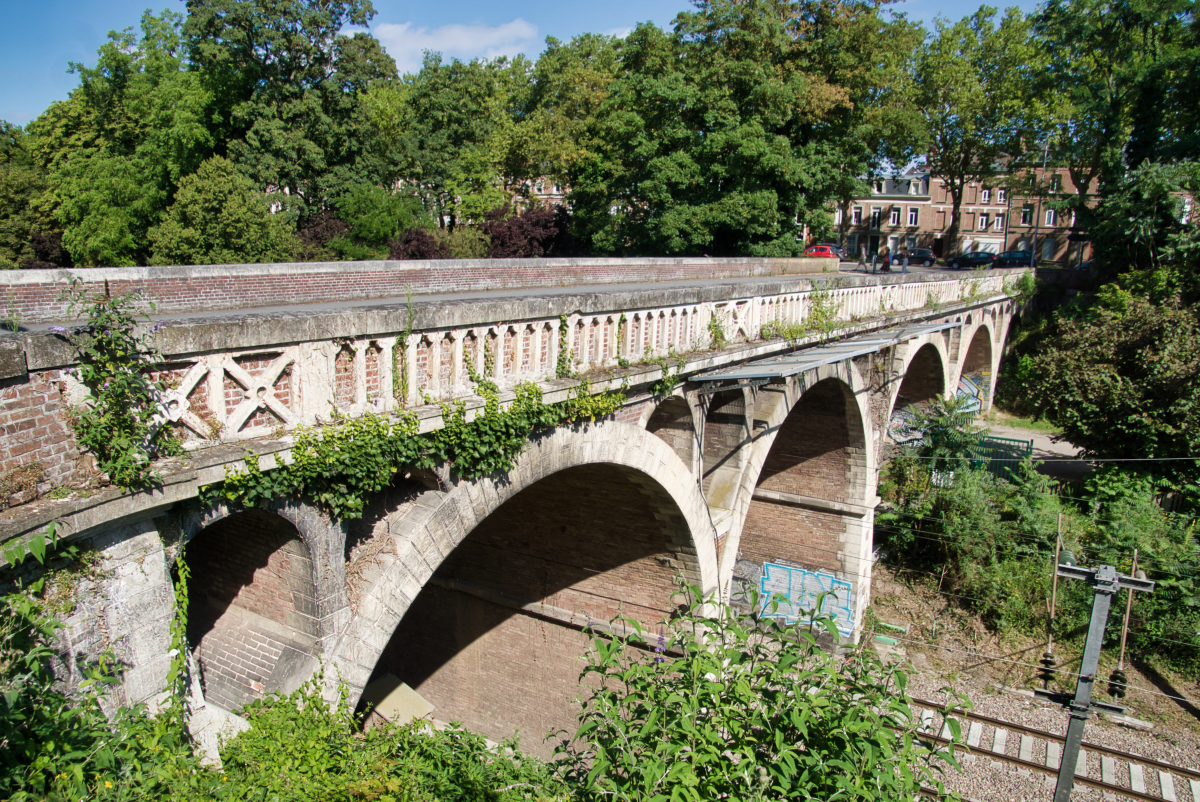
(0, 257, 836, 324)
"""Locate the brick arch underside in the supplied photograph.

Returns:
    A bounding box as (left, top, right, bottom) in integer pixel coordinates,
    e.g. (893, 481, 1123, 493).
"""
(186, 509, 321, 711)
(887, 342, 948, 445)
(328, 421, 717, 756)
(732, 379, 870, 632)
(369, 463, 695, 755)
(646, 396, 696, 467)
(957, 325, 995, 411)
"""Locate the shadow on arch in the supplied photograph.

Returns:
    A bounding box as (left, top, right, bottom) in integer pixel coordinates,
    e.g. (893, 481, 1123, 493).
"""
(340, 422, 718, 758)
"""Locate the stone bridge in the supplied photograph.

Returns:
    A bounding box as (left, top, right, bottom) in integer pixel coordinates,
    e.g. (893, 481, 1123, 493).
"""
(0, 258, 1026, 755)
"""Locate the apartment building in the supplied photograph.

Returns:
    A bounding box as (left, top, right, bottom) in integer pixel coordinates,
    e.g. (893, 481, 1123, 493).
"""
(837, 166, 1096, 265)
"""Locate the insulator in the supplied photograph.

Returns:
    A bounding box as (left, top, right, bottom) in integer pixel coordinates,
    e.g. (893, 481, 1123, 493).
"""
(1038, 651, 1057, 685)
(1108, 668, 1128, 699)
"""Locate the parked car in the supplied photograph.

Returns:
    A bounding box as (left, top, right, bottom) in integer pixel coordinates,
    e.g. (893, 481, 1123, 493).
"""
(803, 245, 841, 258)
(819, 243, 850, 260)
(994, 250, 1036, 268)
(946, 251, 997, 269)
(905, 248, 937, 267)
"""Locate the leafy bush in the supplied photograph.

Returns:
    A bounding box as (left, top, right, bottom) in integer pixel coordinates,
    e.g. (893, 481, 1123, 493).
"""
(336, 184, 425, 251)
(389, 227, 450, 260)
(59, 279, 182, 489)
(148, 156, 297, 266)
(557, 583, 965, 802)
(482, 206, 561, 258)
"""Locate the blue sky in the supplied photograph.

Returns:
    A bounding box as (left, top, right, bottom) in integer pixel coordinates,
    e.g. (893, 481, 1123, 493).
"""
(0, 0, 1040, 126)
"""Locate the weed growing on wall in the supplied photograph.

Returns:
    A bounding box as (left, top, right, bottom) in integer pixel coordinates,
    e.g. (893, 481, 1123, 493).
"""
(707, 309, 727, 350)
(57, 279, 181, 489)
(806, 281, 841, 336)
(556, 581, 967, 801)
(207, 378, 626, 520)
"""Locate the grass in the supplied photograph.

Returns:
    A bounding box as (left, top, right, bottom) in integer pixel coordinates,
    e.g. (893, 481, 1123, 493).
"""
(984, 408, 1063, 436)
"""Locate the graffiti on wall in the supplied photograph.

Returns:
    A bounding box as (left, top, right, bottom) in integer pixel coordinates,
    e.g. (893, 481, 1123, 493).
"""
(757, 562, 855, 635)
(956, 372, 987, 414)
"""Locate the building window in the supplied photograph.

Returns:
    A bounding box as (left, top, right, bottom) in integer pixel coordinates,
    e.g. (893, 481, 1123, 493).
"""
(874, 180, 884, 194)
(910, 181, 920, 195)
(852, 206, 863, 225)
(1028, 174, 1037, 190)
(536, 181, 545, 193)
(1046, 208, 1058, 226)
(997, 188, 1006, 204)
(981, 188, 991, 204)
(1021, 206, 1033, 225)
(978, 213, 990, 230)
(834, 207, 843, 225)
(870, 207, 882, 229)
(995, 213, 1005, 231)
(889, 207, 901, 226)
(848, 233, 859, 254)
(1050, 174, 1062, 192)
(908, 207, 919, 226)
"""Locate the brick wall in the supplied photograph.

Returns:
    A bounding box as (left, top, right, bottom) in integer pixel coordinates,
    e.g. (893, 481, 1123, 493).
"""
(738, 380, 862, 578)
(0, 369, 87, 504)
(1, 257, 833, 324)
(370, 463, 689, 756)
(702, 390, 746, 493)
(646, 397, 695, 466)
(186, 510, 320, 710)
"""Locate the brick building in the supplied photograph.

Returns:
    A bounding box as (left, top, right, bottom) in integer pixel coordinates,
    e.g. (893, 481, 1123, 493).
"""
(836, 166, 1096, 265)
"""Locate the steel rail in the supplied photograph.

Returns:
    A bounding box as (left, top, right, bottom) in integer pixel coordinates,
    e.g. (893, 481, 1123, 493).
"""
(909, 696, 1200, 782)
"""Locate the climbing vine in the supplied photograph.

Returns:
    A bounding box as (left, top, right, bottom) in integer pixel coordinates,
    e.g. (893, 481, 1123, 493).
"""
(556, 314, 575, 378)
(205, 378, 626, 520)
(57, 279, 181, 490)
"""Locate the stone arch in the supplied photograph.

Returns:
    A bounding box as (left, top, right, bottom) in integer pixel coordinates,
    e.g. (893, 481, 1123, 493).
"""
(645, 395, 697, 470)
(328, 422, 718, 738)
(183, 506, 338, 711)
(714, 359, 875, 635)
(956, 321, 996, 412)
(886, 341, 949, 445)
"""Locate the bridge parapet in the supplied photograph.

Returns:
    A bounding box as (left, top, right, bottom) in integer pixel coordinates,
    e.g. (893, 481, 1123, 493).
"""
(1, 267, 1022, 512)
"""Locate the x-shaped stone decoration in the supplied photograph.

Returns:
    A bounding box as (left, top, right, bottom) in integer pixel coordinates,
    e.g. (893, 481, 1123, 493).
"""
(149, 360, 214, 441)
(221, 352, 299, 435)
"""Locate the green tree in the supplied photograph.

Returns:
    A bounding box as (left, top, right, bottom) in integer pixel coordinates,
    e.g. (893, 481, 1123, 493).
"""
(1032, 0, 1200, 231)
(913, 7, 1040, 256)
(1015, 298, 1200, 488)
(24, 11, 212, 266)
(183, 0, 399, 218)
(149, 156, 296, 265)
(572, 0, 909, 256)
(0, 122, 54, 269)
(364, 54, 533, 229)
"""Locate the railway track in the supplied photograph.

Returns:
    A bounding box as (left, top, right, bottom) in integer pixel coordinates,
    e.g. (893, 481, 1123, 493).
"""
(909, 697, 1200, 802)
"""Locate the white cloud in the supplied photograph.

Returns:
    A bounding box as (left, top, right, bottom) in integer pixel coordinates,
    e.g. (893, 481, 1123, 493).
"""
(375, 19, 540, 75)
(602, 26, 634, 39)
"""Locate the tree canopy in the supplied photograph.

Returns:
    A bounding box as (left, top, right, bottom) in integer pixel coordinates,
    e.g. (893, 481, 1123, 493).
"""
(1, 0, 1198, 267)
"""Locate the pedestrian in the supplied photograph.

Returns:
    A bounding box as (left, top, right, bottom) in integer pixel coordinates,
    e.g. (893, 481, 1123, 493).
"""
(870, 249, 878, 274)
(858, 246, 867, 273)
(902, 249, 910, 273)
(881, 247, 891, 273)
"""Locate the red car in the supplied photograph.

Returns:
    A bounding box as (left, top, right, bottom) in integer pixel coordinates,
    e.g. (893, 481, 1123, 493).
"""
(803, 245, 840, 258)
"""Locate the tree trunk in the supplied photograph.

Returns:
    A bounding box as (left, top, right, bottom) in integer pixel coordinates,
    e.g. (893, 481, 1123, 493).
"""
(946, 184, 963, 256)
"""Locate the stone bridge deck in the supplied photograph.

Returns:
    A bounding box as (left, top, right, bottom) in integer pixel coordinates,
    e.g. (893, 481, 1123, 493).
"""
(0, 259, 1029, 754)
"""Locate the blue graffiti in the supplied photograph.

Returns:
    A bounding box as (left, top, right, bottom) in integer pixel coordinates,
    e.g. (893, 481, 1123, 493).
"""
(759, 563, 855, 635)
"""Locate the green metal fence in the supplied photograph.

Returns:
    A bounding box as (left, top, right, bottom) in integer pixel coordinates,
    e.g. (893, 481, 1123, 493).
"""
(972, 435, 1034, 482)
